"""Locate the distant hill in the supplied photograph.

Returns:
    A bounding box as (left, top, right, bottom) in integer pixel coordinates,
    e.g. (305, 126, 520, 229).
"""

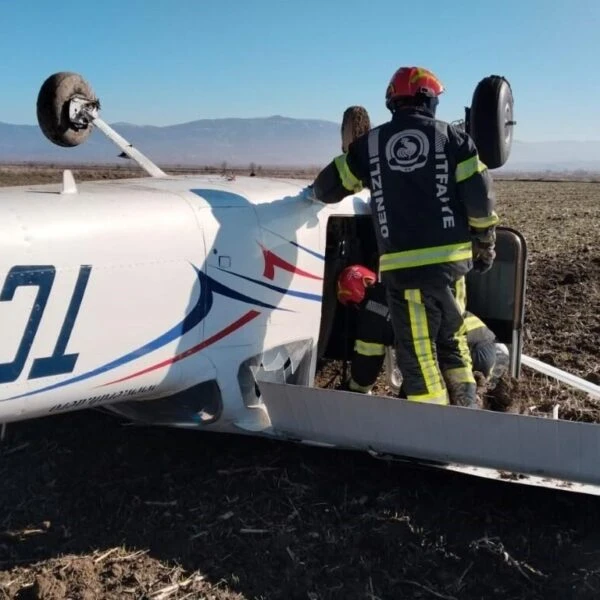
(496, 140, 600, 174)
(1, 117, 599, 172)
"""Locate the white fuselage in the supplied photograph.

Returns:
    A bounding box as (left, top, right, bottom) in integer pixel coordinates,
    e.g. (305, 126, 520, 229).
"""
(0, 173, 370, 433)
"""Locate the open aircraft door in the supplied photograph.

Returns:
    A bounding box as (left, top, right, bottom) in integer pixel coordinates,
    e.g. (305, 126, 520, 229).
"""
(465, 226, 527, 378)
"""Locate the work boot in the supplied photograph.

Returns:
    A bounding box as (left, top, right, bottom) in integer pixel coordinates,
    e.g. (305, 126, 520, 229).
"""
(335, 379, 350, 391)
(446, 381, 479, 408)
(336, 379, 373, 394)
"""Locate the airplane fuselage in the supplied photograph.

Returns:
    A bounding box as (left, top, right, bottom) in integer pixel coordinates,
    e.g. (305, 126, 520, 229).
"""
(0, 173, 370, 434)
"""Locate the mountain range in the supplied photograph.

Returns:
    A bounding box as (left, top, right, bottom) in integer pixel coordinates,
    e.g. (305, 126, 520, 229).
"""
(1, 116, 599, 173)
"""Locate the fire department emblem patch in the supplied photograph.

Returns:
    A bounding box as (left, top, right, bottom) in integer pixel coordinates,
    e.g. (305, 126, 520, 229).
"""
(385, 129, 429, 172)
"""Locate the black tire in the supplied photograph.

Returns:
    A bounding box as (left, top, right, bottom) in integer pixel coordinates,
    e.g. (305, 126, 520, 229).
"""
(469, 75, 515, 169)
(36, 72, 96, 147)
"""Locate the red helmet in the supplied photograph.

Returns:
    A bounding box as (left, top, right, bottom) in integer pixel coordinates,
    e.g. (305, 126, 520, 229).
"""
(337, 265, 377, 305)
(385, 66, 444, 110)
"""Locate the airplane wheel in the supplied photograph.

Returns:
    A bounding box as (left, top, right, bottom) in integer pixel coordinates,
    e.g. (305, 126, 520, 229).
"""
(341, 105, 371, 153)
(36, 72, 97, 147)
(469, 75, 515, 169)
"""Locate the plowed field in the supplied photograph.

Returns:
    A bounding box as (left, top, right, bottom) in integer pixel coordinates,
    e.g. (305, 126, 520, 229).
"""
(0, 169, 599, 599)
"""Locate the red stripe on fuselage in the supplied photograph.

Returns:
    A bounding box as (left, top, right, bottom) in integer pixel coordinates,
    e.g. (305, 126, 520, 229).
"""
(101, 310, 261, 386)
(260, 244, 323, 281)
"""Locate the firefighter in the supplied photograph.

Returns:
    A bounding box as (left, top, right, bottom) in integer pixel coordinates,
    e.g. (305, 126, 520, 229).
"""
(306, 66, 498, 407)
(336, 264, 394, 394)
(337, 265, 498, 395)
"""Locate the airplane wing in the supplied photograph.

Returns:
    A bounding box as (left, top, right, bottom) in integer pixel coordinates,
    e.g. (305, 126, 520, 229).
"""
(260, 381, 600, 496)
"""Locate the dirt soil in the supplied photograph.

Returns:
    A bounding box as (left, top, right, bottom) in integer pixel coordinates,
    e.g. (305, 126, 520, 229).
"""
(0, 170, 599, 599)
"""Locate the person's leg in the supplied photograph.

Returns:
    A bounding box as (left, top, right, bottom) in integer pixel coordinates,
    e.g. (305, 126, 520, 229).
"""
(385, 283, 448, 405)
(470, 340, 497, 378)
(348, 345, 385, 393)
(347, 303, 389, 393)
(435, 285, 478, 407)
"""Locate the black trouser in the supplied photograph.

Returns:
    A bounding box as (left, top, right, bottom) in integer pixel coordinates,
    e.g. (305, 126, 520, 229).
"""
(383, 277, 476, 406)
(349, 302, 394, 393)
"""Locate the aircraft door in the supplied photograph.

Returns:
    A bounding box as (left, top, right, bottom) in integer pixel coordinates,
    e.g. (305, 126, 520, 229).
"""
(465, 226, 527, 378)
(200, 199, 269, 348)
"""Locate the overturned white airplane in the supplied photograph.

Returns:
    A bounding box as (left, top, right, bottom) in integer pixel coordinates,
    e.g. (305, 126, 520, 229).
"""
(1, 72, 598, 494)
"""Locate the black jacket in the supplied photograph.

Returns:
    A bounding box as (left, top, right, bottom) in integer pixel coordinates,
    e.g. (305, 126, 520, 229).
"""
(313, 108, 498, 286)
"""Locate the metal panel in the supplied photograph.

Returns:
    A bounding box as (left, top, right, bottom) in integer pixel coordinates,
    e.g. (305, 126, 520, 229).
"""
(466, 227, 527, 377)
(260, 382, 600, 487)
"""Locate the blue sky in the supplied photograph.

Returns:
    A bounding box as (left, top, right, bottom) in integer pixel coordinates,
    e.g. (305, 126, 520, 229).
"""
(1, 0, 598, 141)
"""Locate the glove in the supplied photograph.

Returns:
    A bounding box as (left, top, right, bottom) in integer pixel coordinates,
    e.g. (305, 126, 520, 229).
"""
(472, 242, 495, 273)
(471, 227, 496, 274)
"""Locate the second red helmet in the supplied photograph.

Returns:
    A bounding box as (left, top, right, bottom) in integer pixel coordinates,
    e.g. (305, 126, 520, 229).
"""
(337, 265, 377, 305)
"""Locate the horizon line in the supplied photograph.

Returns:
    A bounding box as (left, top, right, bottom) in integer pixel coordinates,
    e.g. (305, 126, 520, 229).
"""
(0, 118, 598, 145)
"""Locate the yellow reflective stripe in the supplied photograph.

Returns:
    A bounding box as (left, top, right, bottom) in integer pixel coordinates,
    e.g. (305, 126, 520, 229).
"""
(334, 154, 362, 192)
(454, 320, 474, 378)
(354, 340, 386, 356)
(468, 212, 499, 229)
(456, 155, 487, 182)
(464, 314, 485, 332)
(349, 378, 373, 393)
(443, 367, 476, 385)
(454, 276, 466, 314)
(405, 289, 445, 397)
(406, 390, 449, 405)
(380, 242, 472, 271)
(452, 279, 471, 380)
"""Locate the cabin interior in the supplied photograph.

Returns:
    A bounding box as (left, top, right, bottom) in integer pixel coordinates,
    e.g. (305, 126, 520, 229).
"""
(317, 216, 379, 363)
